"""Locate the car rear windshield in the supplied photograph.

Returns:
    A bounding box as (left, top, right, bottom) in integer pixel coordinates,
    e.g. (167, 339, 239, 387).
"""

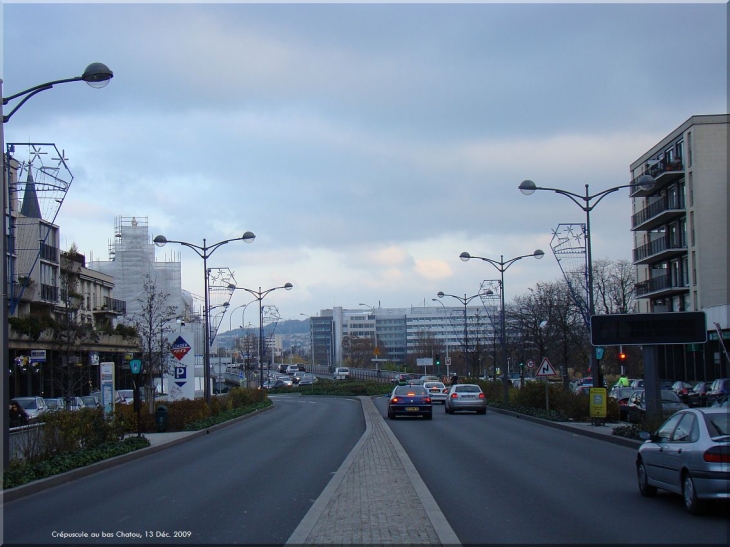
(455, 386, 481, 393)
(395, 386, 427, 396)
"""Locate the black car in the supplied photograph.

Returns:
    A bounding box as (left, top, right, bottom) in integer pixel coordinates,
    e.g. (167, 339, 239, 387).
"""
(671, 381, 695, 405)
(387, 385, 432, 420)
(687, 381, 710, 407)
(626, 389, 687, 424)
(609, 387, 636, 421)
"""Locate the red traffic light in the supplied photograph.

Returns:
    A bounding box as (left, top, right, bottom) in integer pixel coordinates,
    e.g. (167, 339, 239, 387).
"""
(619, 352, 627, 361)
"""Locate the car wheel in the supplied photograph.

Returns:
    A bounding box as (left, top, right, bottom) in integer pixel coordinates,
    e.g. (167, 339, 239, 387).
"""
(637, 460, 657, 497)
(388, 409, 395, 420)
(683, 473, 706, 515)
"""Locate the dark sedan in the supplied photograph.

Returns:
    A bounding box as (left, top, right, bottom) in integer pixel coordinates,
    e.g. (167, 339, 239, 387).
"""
(609, 387, 635, 421)
(387, 385, 432, 420)
(687, 381, 710, 407)
(626, 389, 688, 424)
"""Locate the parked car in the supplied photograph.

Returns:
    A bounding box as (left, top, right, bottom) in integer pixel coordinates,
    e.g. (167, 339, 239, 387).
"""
(12, 396, 48, 419)
(636, 407, 730, 514)
(422, 381, 448, 404)
(42, 397, 66, 412)
(90, 390, 126, 406)
(626, 389, 688, 424)
(445, 384, 487, 415)
(387, 385, 432, 420)
(80, 395, 100, 408)
(333, 367, 350, 380)
(687, 381, 711, 408)
(65, 397, 88, 411)
(705, 378, 730, 407)
(292, 371, 307, 384)
(285, 364, 300, 375)
(709, 395, 729, 408)
(608, 387, 635, 421)
(297, 373, 318, 386)
(671, 381, 695, 405)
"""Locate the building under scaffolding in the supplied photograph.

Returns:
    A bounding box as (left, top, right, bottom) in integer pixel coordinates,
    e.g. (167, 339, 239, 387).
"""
(88, 216, 194, 323)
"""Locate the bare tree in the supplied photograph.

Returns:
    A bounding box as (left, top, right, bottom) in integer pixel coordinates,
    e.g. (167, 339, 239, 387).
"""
(127, 275, 178, 397)
(45, 245, 101, 401)
(593, 258, 637, 314)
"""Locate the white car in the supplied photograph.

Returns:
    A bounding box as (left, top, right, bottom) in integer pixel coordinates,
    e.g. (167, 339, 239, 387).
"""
(333, 367, 350, 380)
(286, 364, 300, 375)
(423, 381, 449, 404)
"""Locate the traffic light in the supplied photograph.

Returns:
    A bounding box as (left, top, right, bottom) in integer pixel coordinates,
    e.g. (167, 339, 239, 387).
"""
(435, 354, 441, 367)
(618, 348, 627, 362)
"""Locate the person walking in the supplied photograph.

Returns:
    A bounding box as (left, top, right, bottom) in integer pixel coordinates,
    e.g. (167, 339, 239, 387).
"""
(9, 401, 29, 427)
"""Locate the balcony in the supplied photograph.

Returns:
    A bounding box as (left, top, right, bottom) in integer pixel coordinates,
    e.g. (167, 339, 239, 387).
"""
(92, 296, 126, 315)
(630, 159, 684, 197)
(635, 274, 689, 299)
(39, 242, 60, 263)
(631, 193, 686, 232)
(633, 237, 687, 265)
(40, 284, 59, 302)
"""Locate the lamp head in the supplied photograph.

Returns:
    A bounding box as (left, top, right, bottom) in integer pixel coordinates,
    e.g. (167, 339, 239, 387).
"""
(533, 249, 545, 259)
(519, 179, 537, 195)
(284, 283, 293, 290)
(82, 62, 113, 89)
(459, 252, 471, 262)
(437, 291, 445, 298)
(242, 231, 256, 243)
(637, 174, 656, 192)
(153, 235, 167, 247)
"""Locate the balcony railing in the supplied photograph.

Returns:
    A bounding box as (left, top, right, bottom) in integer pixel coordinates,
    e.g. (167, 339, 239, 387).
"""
(92, 295, 126, 315)
(633, 235, 687, 264)
(630, 158, 684, 197)
(632, 193, 686, 231)
(634, 274, 689, 298)
(40, 284, 59, 302)
(39, 242, 59, 263)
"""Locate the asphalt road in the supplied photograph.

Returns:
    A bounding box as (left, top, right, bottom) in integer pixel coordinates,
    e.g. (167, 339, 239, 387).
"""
(3, 396, 364, 544)
(372, 395, 729, 545)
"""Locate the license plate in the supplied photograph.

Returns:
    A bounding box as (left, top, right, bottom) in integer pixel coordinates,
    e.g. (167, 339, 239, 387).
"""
(406, 407, 419, 411)
(462, 395, 475, 399)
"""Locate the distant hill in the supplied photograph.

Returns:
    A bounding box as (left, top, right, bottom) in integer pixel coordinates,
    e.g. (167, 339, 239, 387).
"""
(220, 318, 308, 338)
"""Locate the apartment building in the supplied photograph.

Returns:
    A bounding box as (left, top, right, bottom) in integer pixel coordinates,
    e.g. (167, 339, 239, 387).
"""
(630, 114, 729, 381)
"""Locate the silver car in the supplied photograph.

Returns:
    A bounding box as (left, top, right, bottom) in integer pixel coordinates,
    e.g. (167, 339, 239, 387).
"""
(423, 381, 448, 404)
(445, 384, 487, 415)
(636, 407, 730, 514)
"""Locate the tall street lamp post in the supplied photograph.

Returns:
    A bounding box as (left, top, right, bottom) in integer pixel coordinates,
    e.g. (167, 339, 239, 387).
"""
(518, 177, 655, 392)
(436, 291, 482, 377)
(2, 63, 114, 468)
(431, 298, 452, 376)
(153, 232, 255, 404)
(235, 284, 293, 399)
(459, 249, 544, 403)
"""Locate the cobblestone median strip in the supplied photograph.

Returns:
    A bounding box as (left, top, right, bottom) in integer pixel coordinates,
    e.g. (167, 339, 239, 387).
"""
(287, 397, 459, 545)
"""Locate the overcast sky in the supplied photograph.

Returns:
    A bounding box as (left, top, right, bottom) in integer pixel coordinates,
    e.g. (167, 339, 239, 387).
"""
(2, 1, 727, 325)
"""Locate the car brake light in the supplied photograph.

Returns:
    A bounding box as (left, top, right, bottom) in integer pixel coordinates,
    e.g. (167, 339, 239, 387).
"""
(478, 393, 485, 399)
(703, 446, 730, 463)
(442, 389, 449, 393)
(391, 397, 399, 403)
(425, 397, 431, 403)
(406, 392, 416, 396)
(451, 393, 458, 398)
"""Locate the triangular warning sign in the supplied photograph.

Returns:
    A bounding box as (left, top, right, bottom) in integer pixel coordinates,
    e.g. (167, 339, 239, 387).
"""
(536, 357, 557, 377)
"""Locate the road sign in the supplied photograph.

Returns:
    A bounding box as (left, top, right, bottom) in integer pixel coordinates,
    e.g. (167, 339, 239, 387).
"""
(373, 347, 381, 356)
(526, 359, 535, 369)
(535, 357, 556, 377)
(130, 359, 142, 374)
(446, 357, 451, 366)
(591, 312, 706, 346)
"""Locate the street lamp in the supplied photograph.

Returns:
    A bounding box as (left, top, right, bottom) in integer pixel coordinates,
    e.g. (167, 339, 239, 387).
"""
(518, 177, 655, 392)
(459, 249, 544, 403)
(153, 232, 255, 404)
(2, 63, 114, 468)
(234, 283, 293, 399)
(436, 291, 482, 377)
(431, 299, 452, 376)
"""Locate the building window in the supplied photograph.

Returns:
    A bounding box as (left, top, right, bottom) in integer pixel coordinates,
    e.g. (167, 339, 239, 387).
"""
(691, 251, 697, 286)
(688, 172, 694, 207)
(690, 211, 695, 246)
